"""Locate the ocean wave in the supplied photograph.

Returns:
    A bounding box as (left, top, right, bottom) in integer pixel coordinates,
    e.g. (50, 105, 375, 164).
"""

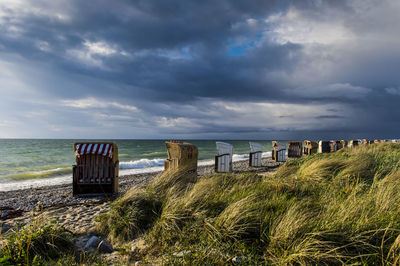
(141, 151, 167, 157)
(5, 167, 72, 180)
(119, 152, 272, 170)
(0, 152, 274, 191)
(119, 158, 165, 169)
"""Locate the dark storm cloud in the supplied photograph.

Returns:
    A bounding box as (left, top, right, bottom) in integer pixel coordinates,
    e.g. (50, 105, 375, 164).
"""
(0, 0, 302, 102)
(1, 0, 400, 138)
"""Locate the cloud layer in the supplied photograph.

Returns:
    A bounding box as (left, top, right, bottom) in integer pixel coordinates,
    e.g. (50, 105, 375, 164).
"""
(0, 0, 399, 139)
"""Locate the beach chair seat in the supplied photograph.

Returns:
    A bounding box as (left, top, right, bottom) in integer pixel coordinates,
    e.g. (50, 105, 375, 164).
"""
(72, 142, 119, 196)
(288, 141, 302, 158)
(329, 140, 337, 152)
(272, 141, 286, 162)
(304, 140, 318, 155)
(318, 141, 330, 153)
(349, 140, 359, 148)
(340, 140, 348, 148)
(249, 142, 263, 167)
(334, 140, 343, 150)
(215, 142, 233, 172)
(164, 141, 198, 175)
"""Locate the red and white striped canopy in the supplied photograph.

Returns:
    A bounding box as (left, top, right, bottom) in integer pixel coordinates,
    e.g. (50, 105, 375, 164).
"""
(75, 143, 113, 158)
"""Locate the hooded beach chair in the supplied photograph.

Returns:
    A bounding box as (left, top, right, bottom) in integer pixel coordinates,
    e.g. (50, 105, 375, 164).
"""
(73, 142, 119, 196)
(318, 141, 330, 153)
(329, 140, 337, 152)
(335, 140, 344, 150)
(288, 141, 302, 158)
(215, 142, 233, 172)
(340, 140, 348, 148)
(272, 141, 286, 162)
(304, 140, 318, 155)
(349, 140, 359, 148)
(249, 141, 263, 167)
(164, 141, 198, 175)
(362, 139, 374, 145)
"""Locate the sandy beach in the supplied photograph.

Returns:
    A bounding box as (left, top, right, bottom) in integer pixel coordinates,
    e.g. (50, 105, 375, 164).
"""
(1, 158, 279, 235)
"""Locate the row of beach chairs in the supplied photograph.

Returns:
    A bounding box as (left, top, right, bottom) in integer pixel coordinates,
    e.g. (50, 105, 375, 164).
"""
(72, 141, 264, 196)
(271, 139, 400, 163)
(72, 139, 399, 196)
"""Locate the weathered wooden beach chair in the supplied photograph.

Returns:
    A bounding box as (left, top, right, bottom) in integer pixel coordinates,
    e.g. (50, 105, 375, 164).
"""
(164, 141, 198, 175)
(318, 141, 330, 153)
(249, 141, 263, 167)
(304, 140, 318, 155)
(288, 141, 302, 158)
(73, 142, 119, 196)
(272, 141, 286, 162)
(215, 142, 233, 172)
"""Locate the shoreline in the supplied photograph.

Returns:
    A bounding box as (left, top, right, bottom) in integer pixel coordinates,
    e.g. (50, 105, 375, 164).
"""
(0, 152, 272, 192)
(0, 158, 279, 212)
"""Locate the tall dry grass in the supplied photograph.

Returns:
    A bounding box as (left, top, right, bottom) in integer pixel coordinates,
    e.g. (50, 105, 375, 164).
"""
(98, 143, 400, 264)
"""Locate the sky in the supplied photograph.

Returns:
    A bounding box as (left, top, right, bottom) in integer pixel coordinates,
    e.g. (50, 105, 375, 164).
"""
(0, 0, 399, 139)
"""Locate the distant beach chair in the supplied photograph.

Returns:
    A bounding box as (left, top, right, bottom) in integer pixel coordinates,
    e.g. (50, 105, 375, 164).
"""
(215, 142, 233, 172)
(249, 142, 263, 167)
(164, 141, 198, 175)
(318, 141, 330, 153)
(335, 140, 344, 150)
(340, 140, 348, 148)
(288, 141, 302, 158)
(329, 140, 337, 152)
(72, 142, 119, 196)
(349, 140, 359, 148)
(304, 140, 318, 155)
(272, 141, 286, 162)
(362, 139, 374, 145)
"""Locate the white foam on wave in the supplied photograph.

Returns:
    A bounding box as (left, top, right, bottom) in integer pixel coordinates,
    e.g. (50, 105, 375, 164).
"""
(0, 152, 273, 192)
(119, 158, 165, 169)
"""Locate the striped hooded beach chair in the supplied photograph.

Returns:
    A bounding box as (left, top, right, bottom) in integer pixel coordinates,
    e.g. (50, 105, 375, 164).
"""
(72, 142, 119, 196)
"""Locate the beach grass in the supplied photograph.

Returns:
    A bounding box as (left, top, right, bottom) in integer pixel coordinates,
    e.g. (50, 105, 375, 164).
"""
(0, 206, 107, 265)
(0, 206, 74, 265)
(97, 143, 400, 264)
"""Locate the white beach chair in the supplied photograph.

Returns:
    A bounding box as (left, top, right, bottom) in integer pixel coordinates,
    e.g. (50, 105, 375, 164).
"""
(249, 142, 263, 167)
(215, 142, 233, 172)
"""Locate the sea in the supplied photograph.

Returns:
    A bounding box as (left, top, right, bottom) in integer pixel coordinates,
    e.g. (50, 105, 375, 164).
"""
(0, 139, 283, 192)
